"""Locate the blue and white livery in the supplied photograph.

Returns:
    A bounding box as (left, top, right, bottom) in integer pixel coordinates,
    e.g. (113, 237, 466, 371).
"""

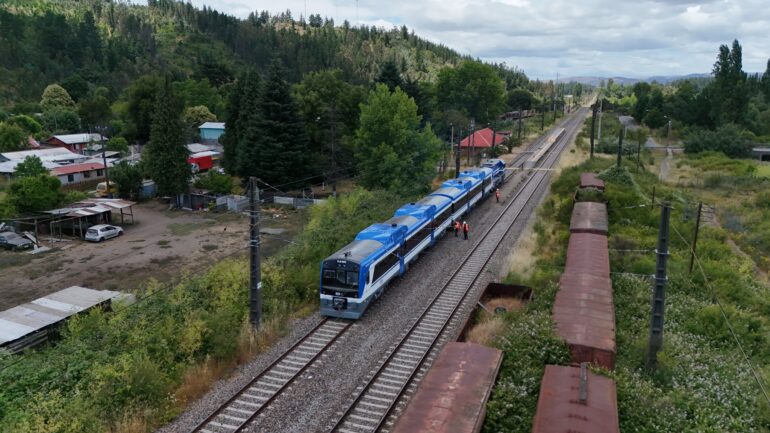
(320, 158, 506, 319)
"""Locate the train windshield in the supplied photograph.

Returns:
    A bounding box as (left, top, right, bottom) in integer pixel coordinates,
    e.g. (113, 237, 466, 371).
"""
(323, 269, 358, 292)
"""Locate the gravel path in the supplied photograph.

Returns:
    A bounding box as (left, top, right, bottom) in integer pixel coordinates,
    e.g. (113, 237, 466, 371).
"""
(157, 113, 585, 433)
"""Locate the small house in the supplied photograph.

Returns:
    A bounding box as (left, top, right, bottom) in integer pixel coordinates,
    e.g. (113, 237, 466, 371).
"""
(198, 122, 225, 142)
(45, 133, 107, 154)
(51, 162, 105, 186)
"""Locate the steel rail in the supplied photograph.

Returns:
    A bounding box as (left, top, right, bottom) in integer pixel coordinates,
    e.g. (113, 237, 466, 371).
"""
(329, 109, 587, 433)
(190, 318, 352, 433)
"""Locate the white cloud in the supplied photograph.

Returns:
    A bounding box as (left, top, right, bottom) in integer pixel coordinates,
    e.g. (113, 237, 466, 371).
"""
(153, 0, 770, 78)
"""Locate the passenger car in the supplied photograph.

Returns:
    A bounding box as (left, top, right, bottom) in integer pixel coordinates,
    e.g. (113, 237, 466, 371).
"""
(0, 232, 33, 251)
(85, 224, 123, 242)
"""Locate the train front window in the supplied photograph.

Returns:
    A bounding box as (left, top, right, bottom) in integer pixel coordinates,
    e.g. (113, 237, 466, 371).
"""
(322, 268, 358, 290)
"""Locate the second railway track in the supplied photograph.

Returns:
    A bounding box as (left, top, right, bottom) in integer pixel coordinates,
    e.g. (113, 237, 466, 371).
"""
(191, 319, 352, 433)
(185, 109, 586, 433)
(328, 108, 588, 433)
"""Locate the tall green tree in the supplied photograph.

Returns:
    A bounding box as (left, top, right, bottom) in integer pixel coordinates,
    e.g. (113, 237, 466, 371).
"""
(436, 61, 505, 124)
(0, 122, 25, 152)
(110, 161, 143, 199)
(221, 75, 246, 175)
(8, 175, 63, 213)
(127, 75, 162, 143)
(711, 39, 748, 125)
(15, 156, 47, 177)
(294, 69, 365, 178)
(377, 60, 402, 92)
(234, 70, 262, 177)
(142, 80, 190, 197)
(40, 84, 75, 110)
(354, 84, 441, 196)
(238, 61, 314, 186)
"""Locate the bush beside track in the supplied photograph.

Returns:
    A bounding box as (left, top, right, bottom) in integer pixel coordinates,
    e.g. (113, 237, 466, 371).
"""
(483, 156, 770, 433)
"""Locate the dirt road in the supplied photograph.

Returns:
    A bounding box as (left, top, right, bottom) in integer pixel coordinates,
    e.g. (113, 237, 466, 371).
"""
(0, 202, 303, 310)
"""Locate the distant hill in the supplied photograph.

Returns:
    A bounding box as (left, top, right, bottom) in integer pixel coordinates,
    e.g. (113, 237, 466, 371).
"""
(0, 0, 470, 105)
(564, 73, 712, 86)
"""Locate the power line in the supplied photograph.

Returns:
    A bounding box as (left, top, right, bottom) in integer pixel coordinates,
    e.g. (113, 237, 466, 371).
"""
(670, 223, 770, 407)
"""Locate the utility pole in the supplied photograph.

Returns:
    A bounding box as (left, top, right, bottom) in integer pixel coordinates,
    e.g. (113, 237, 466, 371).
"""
(689, 202, 703, 274)
(468, 119, 475, 166)
(636, 132, 642, 172)
(541, 102, 545, 131)
(589, 103, 597, 159)
(646, 202, 671, 370)
(517, 107, 523, 141)
(98, 126, 111, 197)
(490, 123, 496, 155)
(248, 177, 262, 327)
(455, 127, 461, 178)
(616, 126, 625, 168)
(330, 104, 337, 197)
(597, 98, 603, 140)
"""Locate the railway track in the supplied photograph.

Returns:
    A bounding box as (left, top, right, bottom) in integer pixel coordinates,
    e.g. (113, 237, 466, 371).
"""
(191, 319, 352, 433)
(186, 110, 585, 433)
(328, 108, 588, 433)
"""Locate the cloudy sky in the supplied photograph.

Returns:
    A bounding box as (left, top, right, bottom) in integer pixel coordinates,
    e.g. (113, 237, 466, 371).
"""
(156, 0, 770, 79)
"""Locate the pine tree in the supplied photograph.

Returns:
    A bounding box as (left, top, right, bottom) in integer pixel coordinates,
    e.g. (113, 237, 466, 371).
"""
(377, 60, 402, 92)
(238, 61, 313, 186)
(235, 70, 263, 177)
(142, 79, 190, 197)
(221, 78, 243, 174)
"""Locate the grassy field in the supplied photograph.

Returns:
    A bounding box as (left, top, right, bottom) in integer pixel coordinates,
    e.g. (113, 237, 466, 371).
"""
(483, 149, 770, 432)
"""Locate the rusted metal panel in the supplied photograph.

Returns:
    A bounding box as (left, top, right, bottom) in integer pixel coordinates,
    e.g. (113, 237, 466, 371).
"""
(580, 172, 605, 190)
(569, 202, 608, 235)
(391, 342, 503, 433)
(564, 233, 610, 278)
(532, 365, 619, 433)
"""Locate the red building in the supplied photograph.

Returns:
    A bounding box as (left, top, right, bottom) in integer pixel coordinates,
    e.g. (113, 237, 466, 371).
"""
(45, 133, 107, 154)
(458, 128, 511, 159)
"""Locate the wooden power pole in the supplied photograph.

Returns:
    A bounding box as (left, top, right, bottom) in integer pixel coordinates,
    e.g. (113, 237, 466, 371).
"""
(646, 202, 671, 369)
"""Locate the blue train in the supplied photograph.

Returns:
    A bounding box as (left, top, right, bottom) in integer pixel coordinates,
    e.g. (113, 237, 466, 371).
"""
(320, 159, 507, 319)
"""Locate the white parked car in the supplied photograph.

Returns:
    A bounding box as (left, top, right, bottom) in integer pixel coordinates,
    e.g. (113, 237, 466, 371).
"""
(85, 224, 124, 242)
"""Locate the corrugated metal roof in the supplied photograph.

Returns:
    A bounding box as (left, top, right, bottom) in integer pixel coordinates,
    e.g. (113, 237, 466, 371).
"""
(0, 286, 121, 346)
(564, 233, 610, 278)
(199, 122, 225, 129)
(49, 133, 106, 145)
(44, 198, 136, 217)
(51, 162, 105, 176)
(570, 202, 608, 235)
(391, 342, 503, 433)
(531, 365, 620, 433)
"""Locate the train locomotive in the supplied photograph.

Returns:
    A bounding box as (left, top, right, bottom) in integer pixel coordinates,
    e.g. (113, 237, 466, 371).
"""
(320, 159, 506, 319)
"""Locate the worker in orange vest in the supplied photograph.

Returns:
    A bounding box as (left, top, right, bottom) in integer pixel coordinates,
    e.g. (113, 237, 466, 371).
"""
(462, 221, 469, 240)
(454, 219, 461, 237)
(495, 188, 500, 203)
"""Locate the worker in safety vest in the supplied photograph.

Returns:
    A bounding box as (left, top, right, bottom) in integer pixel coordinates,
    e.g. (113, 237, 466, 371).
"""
(462, 221, 469, 240)
(495, 188, 500, 203)
(454, 219, 461, 237)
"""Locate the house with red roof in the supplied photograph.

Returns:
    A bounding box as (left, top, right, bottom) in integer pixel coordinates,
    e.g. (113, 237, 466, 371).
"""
(45, 133, 107, 154)
(458, 128, 512, 158)
(50, 162, 105, 186)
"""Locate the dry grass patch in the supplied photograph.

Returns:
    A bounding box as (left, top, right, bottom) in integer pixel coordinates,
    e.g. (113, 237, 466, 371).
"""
(465, 316, 507, 346)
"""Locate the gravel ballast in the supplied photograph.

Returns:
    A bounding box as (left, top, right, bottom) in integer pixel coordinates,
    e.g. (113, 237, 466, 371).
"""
(156, 112, 586, 433)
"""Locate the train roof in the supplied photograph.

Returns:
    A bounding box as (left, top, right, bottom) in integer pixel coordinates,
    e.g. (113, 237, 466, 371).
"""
(324, 239, 383, 264)
(355, 222, 407, 246)
(430, 186, 465, 200)
(384, 215, 423, 236)
(439, 178, 478, 191)
(460, 167, 493, 180)
(416, 194, 451, 210)
(482, 159, 505, 170)
(395, 202, 435, 220)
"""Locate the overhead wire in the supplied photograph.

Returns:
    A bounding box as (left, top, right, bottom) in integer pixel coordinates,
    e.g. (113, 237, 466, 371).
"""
(669, 219, 770, 407)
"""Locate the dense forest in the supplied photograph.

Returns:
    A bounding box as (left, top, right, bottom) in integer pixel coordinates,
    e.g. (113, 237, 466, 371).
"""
(0, 0, 580, 218)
